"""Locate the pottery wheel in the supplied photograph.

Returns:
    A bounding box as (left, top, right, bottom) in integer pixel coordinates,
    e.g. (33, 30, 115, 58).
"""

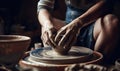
(28, 46, 93, 64)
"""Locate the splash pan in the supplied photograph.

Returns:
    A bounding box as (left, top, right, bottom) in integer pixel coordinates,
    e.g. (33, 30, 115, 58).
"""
(29, 46, 94, 64)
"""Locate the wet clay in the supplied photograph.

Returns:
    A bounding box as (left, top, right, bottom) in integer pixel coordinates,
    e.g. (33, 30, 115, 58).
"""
(29, 46, 93, 64)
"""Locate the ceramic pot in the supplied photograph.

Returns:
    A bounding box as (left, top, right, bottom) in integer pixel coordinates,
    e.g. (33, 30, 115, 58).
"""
(0, 35, 31, 65)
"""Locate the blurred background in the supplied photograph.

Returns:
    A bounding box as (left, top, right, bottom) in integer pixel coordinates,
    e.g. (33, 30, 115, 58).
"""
(0, 0, 120, 49)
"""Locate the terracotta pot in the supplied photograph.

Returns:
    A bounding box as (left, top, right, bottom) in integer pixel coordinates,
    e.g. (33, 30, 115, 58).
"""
(0, 35, 31, 65)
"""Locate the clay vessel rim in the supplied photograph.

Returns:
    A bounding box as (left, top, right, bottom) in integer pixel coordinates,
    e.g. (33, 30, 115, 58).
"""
(0, 35, 30, 42)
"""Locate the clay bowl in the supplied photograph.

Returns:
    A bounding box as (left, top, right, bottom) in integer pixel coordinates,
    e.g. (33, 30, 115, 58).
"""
(0, 35, 31, 65)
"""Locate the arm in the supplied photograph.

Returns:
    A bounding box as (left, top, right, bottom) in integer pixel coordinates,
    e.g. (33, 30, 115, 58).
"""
(37, 0, 55, 29)
(54, 0, 109, 54)
(38, 9, 65, 30)
(38, 9, 54, 29)
(37, 0, 65, 47)
(78, 0, 109, 27)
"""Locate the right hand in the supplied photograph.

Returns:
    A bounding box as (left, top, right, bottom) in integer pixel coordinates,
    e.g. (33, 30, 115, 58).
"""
(53, 18, 82, 54)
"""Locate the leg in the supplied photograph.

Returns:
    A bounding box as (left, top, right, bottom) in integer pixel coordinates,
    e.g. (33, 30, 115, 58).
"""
(93, 14, 120, 64)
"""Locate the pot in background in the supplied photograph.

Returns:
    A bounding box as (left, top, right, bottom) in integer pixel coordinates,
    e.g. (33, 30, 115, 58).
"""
(0, 35, 31, 65)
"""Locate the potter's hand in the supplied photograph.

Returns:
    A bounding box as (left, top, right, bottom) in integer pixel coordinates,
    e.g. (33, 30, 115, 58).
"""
(41, 18, 65, 47)
(41, 26, 57, 47)
(55, 18, 82, 51)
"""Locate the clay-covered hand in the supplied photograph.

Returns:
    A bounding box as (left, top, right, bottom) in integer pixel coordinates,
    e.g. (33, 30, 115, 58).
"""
(41, 26, 57, 47)
(41, 18, 65, 47)
(54, 18, 82, 53)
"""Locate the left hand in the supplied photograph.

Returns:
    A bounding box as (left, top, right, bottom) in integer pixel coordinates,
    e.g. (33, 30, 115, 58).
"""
(54, 18, 82, 53)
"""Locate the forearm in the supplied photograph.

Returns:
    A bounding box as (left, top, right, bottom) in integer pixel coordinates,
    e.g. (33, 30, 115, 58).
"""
(37, 0, 55, 28)
(78, 0, 107, 27)
(38, 9, 54, 28)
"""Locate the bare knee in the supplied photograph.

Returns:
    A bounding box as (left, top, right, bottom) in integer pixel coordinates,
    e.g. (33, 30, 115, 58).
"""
(93, 14, 119, 41)
(103, 14, 119, 28)
(94, 14, 120, 63)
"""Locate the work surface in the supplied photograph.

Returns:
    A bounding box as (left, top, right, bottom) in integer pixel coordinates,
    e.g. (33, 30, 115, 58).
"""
(0, 46, 119, 71)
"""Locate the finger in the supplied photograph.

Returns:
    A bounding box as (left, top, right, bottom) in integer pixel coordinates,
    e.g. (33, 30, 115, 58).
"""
(58, 26, 77, 46)
(63, 31, 76, 50)
(41, 32, 49, 46)
(49, 35, 57, 47)
(58, 30, 72, 46)
(66, 35, 77, 48)
(48, 31, 57, 46)
(48, 28, 57, 38)
(55, 35, 64, 45)
(47, 28, 58, 46)
(63, 29, 80, 49)
(54, 28, 66, 43)
(46, 32, 56, 48)
(46, 39, 56, 48)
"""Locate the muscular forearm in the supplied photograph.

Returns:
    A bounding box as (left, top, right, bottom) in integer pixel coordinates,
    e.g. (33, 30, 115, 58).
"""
(38, 9, 54, 28)
(38, 8, 65, 30)
(78, 0, 107, 27)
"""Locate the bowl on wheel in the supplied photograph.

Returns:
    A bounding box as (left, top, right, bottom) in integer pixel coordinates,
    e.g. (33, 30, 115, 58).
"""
(0, 35, 31, 65)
